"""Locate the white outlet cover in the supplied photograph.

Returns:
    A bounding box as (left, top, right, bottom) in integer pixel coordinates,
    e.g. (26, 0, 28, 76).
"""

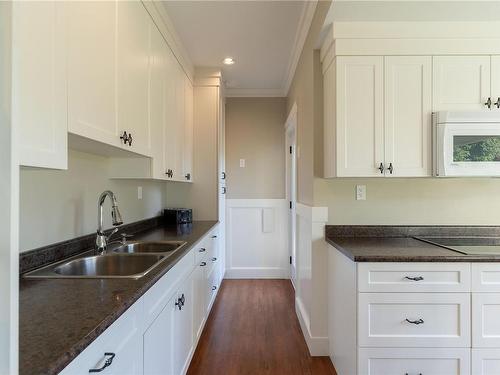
(356, 185, 366, 201)
(239, 159, 246, 168)
(137, 186, 143, 200)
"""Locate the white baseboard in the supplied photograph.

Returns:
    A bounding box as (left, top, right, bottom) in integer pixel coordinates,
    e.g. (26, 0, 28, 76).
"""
(295, 297, 329, 356)
(224, 267, 288, 279)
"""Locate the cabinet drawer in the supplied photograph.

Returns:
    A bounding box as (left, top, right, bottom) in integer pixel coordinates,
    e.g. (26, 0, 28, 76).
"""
(472, 264, 500, 292)
(472, 293, 500, 347)
(194, 238, 209, 265)
(60, 300, 143, 375)
(472, 349, 500, 375)
(359, 348, 470, 375)
(358, 263, 471, 292)
(359, 293, 470, 347)
(143, 248, 194, 328)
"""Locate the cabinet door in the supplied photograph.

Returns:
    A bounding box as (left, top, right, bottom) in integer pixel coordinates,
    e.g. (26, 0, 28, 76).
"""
(336, 56, 384, 177)
(13, 1, 67, 169)
(149, 26, 167, 180)
(117, 1, 151, 156)
(491, 56, 500, 109)
(173, 273, 194, 375)
(473, 349, 500, 375)
(183, 76, 194, 182)
(67, 1, 120, 147)
(433, 56, 491, 111)
(174, 64, 186, 181)
(323, 61, 336, 178)
(164, 50, 179, 180)
(143, 296, 174, 375)
(472, 293, 500, 348)
(192, 263, 206, 342)
(384, 56, 432, 177)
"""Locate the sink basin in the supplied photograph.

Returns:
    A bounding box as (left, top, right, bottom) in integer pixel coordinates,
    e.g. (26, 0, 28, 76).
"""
(112, 241, 186, 254)
(23, 253, 166, 279)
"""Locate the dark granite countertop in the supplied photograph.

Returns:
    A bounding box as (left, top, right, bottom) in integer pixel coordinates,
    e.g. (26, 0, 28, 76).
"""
(19, 220, 218, 375)
(325, 225, 500, 262)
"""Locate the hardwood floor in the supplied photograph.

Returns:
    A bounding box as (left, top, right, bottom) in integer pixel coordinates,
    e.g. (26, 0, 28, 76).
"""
(187, 279, 337, 375)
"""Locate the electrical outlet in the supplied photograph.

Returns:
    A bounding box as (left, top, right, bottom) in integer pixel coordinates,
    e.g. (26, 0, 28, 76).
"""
(355, 185, 366, 201)
(239, 159, 246, 168)
(137, 186, 143, 200)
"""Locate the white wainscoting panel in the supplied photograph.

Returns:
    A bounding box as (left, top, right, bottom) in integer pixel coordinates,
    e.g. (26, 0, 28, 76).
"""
(295, 203, 329, 356)
(225, 199, 288, 279)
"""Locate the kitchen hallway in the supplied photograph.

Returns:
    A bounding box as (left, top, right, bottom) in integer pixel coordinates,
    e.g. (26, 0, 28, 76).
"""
(187, 280, 336, 375)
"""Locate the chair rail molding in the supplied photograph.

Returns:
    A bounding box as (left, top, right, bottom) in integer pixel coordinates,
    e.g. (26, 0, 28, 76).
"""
(295, 202, 329, 356)
(225, 199, 288, 279)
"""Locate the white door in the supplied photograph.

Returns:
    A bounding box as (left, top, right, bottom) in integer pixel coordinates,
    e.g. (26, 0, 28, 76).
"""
(173, 275, 194, 375)
(433, 55, 491, 111)
(336, 56, 384, 177)
(117, 1, 151, 156)
(218, 95, 226, 282)
(285, 106, 297, 285)
(384, 56, 432, 177)
(143, 298, 174, 375)
(67, 1, 120, 147)
(13, 1, 68, 169)
(491, 56, 500, 110)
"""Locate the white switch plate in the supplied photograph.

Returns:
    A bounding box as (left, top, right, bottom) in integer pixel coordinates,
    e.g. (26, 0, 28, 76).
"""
(239, 159, 246, 168)
(356, 185, 366, 200)
(137, 186, 143, 200)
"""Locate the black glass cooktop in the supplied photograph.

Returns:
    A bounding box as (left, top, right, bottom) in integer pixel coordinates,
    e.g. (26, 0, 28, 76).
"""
(415, 237, 500, 255)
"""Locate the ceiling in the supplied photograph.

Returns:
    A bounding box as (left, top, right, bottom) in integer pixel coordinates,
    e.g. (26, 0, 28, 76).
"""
(162, 1, 311, 97)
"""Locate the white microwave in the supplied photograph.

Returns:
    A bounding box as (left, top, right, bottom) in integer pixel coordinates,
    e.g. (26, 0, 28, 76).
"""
(434, 111, 500, 177)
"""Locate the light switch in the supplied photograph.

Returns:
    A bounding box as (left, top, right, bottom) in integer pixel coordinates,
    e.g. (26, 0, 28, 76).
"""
(137, 186, 143, 200)
(355, 185, 366, 200)
(239, 159, 246, 168)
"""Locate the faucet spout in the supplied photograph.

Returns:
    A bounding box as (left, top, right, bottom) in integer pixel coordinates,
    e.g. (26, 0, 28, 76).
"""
(96, 191, 123, 254)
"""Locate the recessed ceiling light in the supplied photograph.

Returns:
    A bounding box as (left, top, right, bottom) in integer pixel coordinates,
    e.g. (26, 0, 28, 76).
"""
(223, 57, 235, 65)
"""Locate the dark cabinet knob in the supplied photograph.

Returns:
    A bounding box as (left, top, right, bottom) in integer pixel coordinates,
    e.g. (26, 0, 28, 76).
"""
(485, 97, 493, 109)
(211, 257, 217, 262)
(378, 163, 384, 174)
(127, 133, 133, 146)
(165, 169, 173, 178)
(222, 187, 227, 194)
(387, 163, 394, 174)
(199, 248, 206, 252)
(495, 97, 500, 109)
(212, 286, 217, 291)
(89, 352, 116, 373)
(405, 318, 424, 325)
(120, 131, 129, 145)
(211, 235, 217, 239)
(200, 262, 207, 266)
(185, 173, 191, 180)
(221, 172, 226, 180)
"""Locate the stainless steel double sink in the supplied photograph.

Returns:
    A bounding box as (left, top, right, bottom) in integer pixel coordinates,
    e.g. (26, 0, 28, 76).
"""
(23, 241, 187, 279)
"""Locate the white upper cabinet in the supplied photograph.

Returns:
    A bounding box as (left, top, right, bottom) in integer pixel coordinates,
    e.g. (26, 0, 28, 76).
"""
(184, 76, 194, 182)
(67, 1, 120, 148)
(336, 56, 384, 177)
(174, 64, 186, 181)
(491, 56, 500, 108)
(384, 56, 432, 177)
(116, 1, 151, 156)
(433, 56, 491, 111)
(13, 1, 67, 169)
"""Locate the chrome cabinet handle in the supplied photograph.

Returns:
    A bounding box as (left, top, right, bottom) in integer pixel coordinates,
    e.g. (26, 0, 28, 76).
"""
(405, 373, 422, 375)
(89, 352, 116, 373)
(404, 276, 424, 281)
(485, 97, 492, 109)
(378, 163, 384, 174)
(222, 172, 226, 180)
(495, 97, 500, 109)
(405, 318, 424, 325)
(222, 187, 227, 194)
(387, 162, 394, 174)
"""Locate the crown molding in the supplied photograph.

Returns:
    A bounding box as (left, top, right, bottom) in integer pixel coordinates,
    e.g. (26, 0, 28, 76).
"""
(283, 0, 318, 96)
(225, 88, 286, 98)
(142, 1, 194, 82)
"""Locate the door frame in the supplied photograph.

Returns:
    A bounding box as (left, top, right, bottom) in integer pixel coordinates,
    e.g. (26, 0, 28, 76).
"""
(285, 103, 297, 287)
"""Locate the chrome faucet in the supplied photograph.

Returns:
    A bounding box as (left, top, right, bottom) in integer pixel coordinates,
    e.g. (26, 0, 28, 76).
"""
(96, 190, 123, 255)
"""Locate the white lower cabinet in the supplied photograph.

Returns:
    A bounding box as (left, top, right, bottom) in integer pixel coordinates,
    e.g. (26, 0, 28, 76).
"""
(473, 293, 500, 348)
(473, 349, 500, 375)
(60, 226, 221, 375)
(60, 300, 143, 375)
(359, 348, 470, 375)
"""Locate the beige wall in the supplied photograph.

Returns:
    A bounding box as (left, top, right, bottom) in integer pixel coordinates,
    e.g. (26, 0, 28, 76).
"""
(225, 97, 286, 199)
(19, 150, 166, 252)
(287, 1, 331, 205)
